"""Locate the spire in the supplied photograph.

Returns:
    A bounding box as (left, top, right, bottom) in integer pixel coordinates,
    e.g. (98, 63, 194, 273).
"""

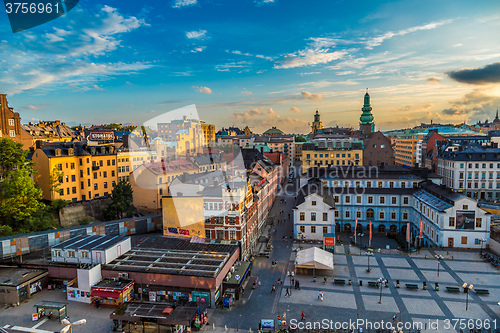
(360, 90, 374, 135)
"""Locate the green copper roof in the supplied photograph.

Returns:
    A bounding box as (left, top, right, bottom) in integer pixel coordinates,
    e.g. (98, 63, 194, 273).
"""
(360, 92, 374, 124)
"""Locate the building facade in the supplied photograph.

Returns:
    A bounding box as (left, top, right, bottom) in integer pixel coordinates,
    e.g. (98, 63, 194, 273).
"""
(293, 188, 335, 241)
(0, 94, 32, 149)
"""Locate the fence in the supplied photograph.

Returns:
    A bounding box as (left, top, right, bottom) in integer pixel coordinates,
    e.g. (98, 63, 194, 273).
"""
(0, 214, 162, 260)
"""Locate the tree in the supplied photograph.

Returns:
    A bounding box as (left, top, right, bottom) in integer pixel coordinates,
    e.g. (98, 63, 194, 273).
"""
(49, 166, 64, 194)
(0, 138, 46, 230)
(295, 135, 306, 142)
(104, 180, 135, 220)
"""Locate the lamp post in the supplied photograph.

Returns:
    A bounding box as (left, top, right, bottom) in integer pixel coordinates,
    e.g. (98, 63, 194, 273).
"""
(462, 283, 473, 311)
(378, 278, 387, 304)
(61, 319, 86, 333)
(480, 238, 486, 256)
(435, 254, 443, 276)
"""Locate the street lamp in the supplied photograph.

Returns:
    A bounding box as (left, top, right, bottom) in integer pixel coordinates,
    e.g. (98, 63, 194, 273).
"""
(378, 278, 387, 304)
(435, 254, 443, 276)
(479, 238, 486, 256)
(462, 283, 473, 311)
(61, 319, 86, 333)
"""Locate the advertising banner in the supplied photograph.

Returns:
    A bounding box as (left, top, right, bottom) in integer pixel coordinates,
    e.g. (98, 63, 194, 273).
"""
(456, 211, 475, 230)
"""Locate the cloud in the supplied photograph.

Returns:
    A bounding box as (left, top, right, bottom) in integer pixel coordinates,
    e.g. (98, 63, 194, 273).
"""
(234, 108, 264, 121)
(241, 91, 253, 95)
(93, 84, 105, 91)
(226, 50, 273, 61)
(28, 105, 39, 110)
(426, 77, 440, 84)
(186, 30, 207, 39)
(0, 6, 150, 95)
(447, 62, 500, 85)
(441, 88, 500, 117)
(365, 19, 453, 49)
(215, 61, 250, 72)
(275, 49, 347, 69)
(301, 91, 323, 101)
(254, 0, 276, 6)
(193, 86, 212, 94)
(191, 46, 206, 53)
(173, 0, 197, 8)
(289, 107, 301, 113)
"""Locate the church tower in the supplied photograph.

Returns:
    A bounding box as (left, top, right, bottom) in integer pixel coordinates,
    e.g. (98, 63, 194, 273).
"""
(311, 109, 323, 133)
(360, 89, 375, 136)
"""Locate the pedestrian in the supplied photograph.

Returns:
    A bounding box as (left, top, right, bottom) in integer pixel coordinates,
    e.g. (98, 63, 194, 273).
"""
(271, 284, 276, 293)
(278, 277, 281, 285)
(301, 311, 305, 321)
(292, 278, 295, 286)
(258, 281, 261, 287)
(297, 280, 300, 290)
(285, 287, 290, 297)
(324, 276, 327, 284)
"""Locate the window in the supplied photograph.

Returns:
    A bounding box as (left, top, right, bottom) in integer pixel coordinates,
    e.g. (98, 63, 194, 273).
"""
(311, 226, 316, 233)
(93, 172, 97, 179)
(112, 159, 115, 165)
(72, 187, 76, 194)
(392, 197, 397, 204)
(356, 211, 361, 219)
(80, 181, 84, 190)
(356, 196, 362, 204)
(345, 196, 350, 204)
(8, 119, 14, 126)
(475, 218, 482, 228)
(71, 175, 75, 182)
(67, 250, 75, 258)
(367, 181, 372, 188)
(94, 184, 98, 190)
(378, 182, 383, 188)
(334, 211, 339, 218)
(59, 189, 64, 195)
(323, 226, 328, 234)
(300, 226, 305, 233)
(403, 212, 408, 220)
(461, 236, 467, 245)
(380, 197, 385, 204)
(300, 212, 305, 221)
(391, 212, 396, 220)
(449, 217, 455, 227)
(403, 197, 409, 205)
(463, 205, 468, 210)
(205, 230, 211, 239)
(312, 201, 316, 206)
(9, 130, 15, 137)
(99, 160, 103, 167)
(368, 196, 373, 204)
(379, 211, 385, 219)
(111, 170, 115, 177)
(311, 212, 316, 221)
(107, 160, 111, 166)
(103, 171, 107, 178)
(389, 182, 394, 188)
(345, 210, 350, 218)
(104, 182, 108, 189)
(323, 213, 328, 221)
(367, 209, 374, 219)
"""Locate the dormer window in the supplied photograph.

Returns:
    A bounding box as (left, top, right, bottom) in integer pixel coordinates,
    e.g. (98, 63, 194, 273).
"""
(101, 147, 106, 154)
(55, 149, 62, 157)
(68, 148, 74, 156)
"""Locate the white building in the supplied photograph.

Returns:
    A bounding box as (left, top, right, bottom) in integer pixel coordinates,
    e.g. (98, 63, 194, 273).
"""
(51, 235, 131, 265)
(293, 183, 336, 241)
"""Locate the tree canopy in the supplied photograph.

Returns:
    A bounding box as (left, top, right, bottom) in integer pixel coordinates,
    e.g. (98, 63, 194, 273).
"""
(103, 180, 135, 220)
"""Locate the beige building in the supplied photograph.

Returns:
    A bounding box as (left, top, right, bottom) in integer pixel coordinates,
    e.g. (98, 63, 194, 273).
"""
(301, 141, 363, 173)
(117, 150, 159, 183)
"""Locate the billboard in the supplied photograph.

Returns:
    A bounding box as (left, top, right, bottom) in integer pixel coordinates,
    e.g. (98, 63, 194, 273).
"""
(89, 132, 114, 141)
(162, 196, 205, 238)
(456, 210, 475, 230)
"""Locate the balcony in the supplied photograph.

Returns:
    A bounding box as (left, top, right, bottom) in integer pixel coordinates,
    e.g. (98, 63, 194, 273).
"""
(92, 165, 100, 171)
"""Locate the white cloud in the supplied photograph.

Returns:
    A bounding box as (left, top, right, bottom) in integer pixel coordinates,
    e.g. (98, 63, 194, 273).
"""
(193, 86, 212, 94)
(226, 49, 273, 61)
(365, 19, 453, 49)
(191, 46, 206, 53)
(234, 108, 264, 121)
(173, 0, 197, 8)
(289, 107, 301, 113)
(28, 105, 39, 110)
(241, 90, 253, 95)
(215, 61, 250, 72)
(93, 84, 105, 91)
(275, 49, 347, 69)
(186, 30, 207, 39)
(301, 91, 323, 101)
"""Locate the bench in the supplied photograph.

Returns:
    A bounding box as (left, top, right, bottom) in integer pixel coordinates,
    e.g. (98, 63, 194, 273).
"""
(446, 286, 460, 293)
(475, 289, 490, 295)
(368, 281, 378, 288)
(334, 279, 346, 285)
(405, 284, 419, 290)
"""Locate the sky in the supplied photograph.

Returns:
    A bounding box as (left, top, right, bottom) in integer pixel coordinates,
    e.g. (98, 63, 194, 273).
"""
(1, 0, 500, 133)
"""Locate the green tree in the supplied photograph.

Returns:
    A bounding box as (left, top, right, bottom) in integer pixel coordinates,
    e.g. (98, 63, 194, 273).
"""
(49, 166, 64, 194)
(0, 138, 46, 230)
(104, 180, 135, 220)
(295, 135, 306, 142)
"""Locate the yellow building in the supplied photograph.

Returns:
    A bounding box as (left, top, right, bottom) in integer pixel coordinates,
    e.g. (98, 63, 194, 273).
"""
(201, 121, 215, 144)
(392, 137, 421, 167)
(22, 120, 79, 147)
(117, 150, 159, 183)
(31, 142, 118, 202)
(129, 159, 199, 213)
(301, 142, 363, 173)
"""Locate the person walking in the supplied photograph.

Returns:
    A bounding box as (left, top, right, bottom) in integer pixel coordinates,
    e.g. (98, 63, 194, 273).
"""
(324, 276, 327, 284)
(301, 311, 305, 321)
(285, 287, 290, 297)
(278, 277, 282, 285)
(271, 284, 276, 293)
(297, 280, 300, 290)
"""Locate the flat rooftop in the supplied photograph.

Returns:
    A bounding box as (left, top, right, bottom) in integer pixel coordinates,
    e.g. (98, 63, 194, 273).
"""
(111, 301, 200, 325)
(0, 267, 48, 287)
(52, 235, 129, 251)
(93, 278, 133, 290)
(104, 235, 238, 277)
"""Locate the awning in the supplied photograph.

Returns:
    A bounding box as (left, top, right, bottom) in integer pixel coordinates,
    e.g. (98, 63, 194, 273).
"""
(295, 247, 334, 270)
(91, 290, 120, 299)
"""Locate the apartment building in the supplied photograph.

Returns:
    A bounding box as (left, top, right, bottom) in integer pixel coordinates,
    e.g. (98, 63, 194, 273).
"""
(22, 120, 79, 147)
(30, 142, 118, 202)
(301, 140, 363, 173)
(0, 94, 32, 149)
(117, 150, 159, 182)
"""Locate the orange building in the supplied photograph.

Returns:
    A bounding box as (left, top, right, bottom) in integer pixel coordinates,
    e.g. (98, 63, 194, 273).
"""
(0, 94, 32, 149)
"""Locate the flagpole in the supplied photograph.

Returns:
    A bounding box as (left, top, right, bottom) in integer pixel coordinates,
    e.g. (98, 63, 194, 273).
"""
(369, 221, 372, 248)
(354, 218, 357, 245)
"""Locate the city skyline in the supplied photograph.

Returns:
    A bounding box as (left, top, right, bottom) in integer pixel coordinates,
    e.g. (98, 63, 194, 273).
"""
(1, 0, 500, 133)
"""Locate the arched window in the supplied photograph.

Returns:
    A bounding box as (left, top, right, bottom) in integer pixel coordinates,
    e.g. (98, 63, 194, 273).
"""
(366, 209, 375, 219)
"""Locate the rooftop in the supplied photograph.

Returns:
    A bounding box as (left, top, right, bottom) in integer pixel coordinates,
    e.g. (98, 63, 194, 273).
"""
(52, 235, 129, 251)
(93, 278, 133, 290)
(0, 267, 48, 287)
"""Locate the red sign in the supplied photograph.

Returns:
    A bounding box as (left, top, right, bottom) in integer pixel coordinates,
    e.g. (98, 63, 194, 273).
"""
(89, 132, 114, 141)
(419, 220, 423, 238)
(324, 237, 335, 246)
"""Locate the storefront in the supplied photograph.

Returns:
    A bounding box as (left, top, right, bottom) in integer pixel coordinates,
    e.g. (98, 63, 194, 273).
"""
(222, 261, 252, 300)
(0, 268, 48, 305)
(110, 301, 206, 333)
(91, 278, 134, 306)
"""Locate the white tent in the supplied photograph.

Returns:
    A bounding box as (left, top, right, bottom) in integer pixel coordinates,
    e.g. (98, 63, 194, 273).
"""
(295, 246, 334, 271)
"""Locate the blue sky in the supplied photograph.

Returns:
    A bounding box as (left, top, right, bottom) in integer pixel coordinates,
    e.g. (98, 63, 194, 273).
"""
(1, 0, 500, 133)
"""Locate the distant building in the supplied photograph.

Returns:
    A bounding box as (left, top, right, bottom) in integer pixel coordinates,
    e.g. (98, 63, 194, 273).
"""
(22, 120, 79, 146)
(300, 139, 363, 173)
(253, 135, 295, 163)
(201, 121, 216, 144)
(0, 94, 33, 149)
(263, 127, 285, 136)
(311, 109, 323, 133)
(359, 90, 375, 136)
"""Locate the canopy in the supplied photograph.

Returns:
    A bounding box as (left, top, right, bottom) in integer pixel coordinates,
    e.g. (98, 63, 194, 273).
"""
(295, 247, 334, 270)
